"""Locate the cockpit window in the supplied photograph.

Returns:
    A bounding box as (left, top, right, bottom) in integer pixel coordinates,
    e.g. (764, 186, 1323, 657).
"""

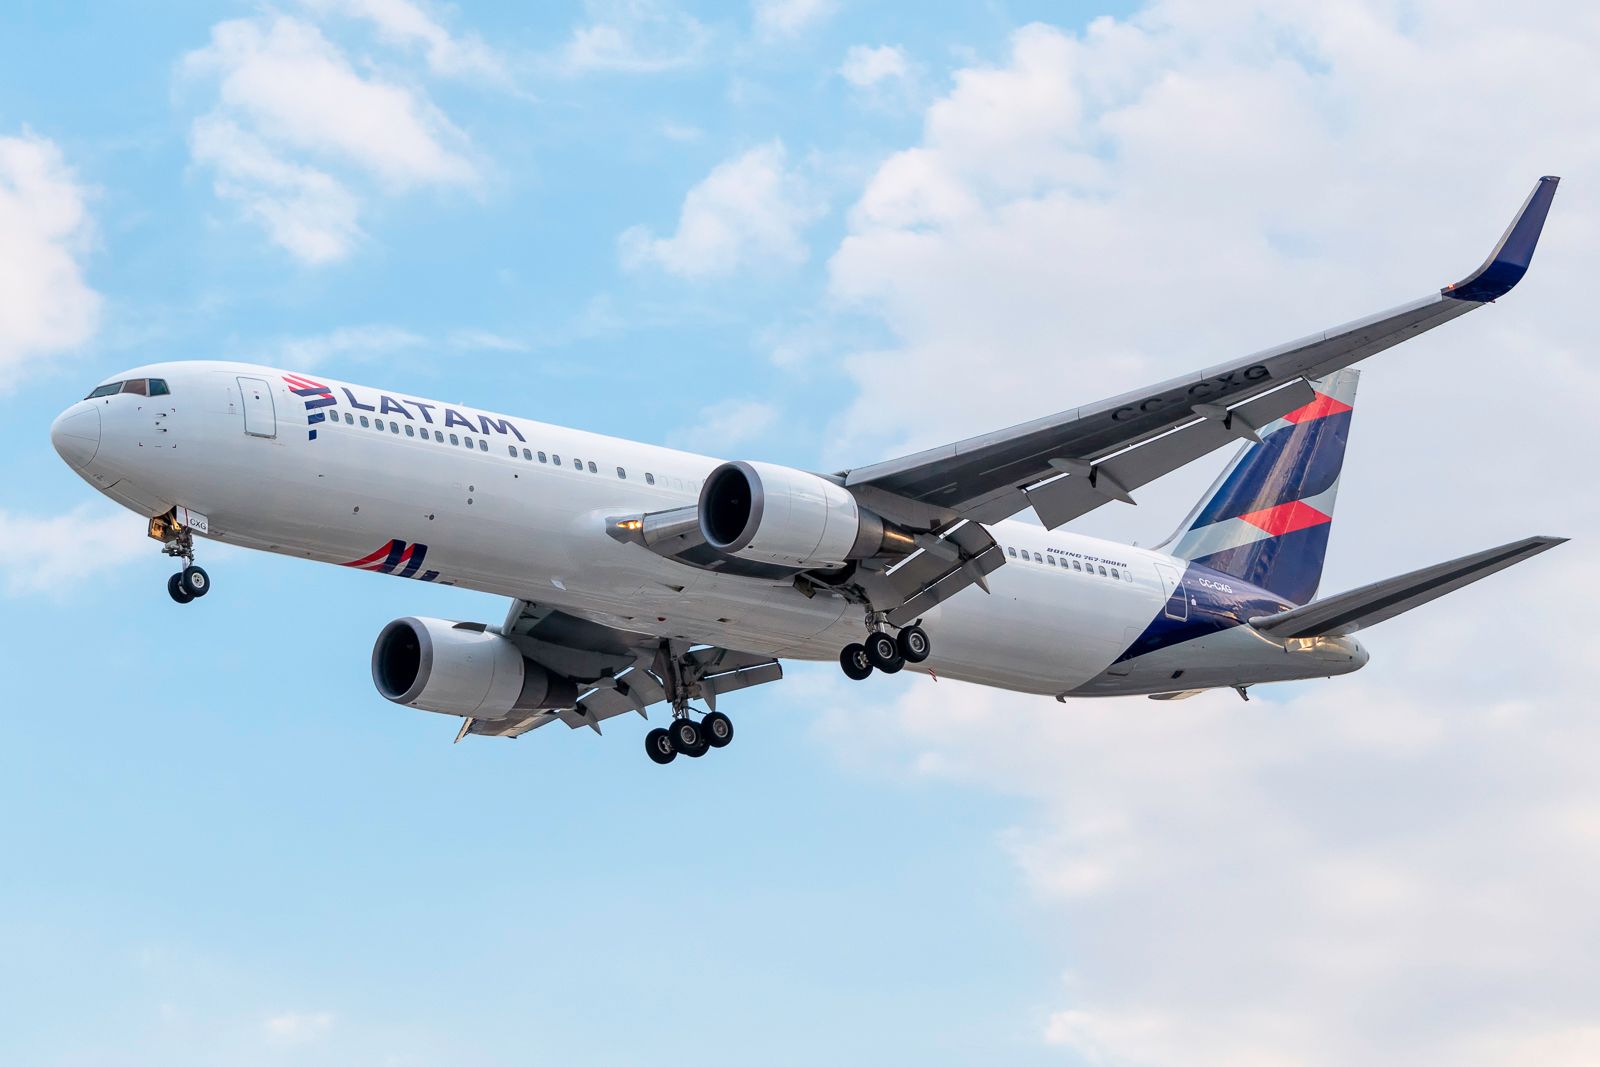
(85, 378, 170, 399)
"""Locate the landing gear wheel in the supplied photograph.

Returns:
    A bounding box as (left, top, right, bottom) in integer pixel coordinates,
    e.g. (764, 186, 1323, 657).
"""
(840, 643, 874, 681)
(179, 565, 210, 598)
(645, 727, 677, 765)
(702, 711, 733, 748)
(167, 573, 194, 605)
(865, 632, 903, 674)
(669, 718, 708, 758)
(897, 624, 931, 663)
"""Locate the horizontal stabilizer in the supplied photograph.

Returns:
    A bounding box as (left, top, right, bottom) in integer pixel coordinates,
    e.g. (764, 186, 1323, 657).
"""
(1249, 535, 1565, 639)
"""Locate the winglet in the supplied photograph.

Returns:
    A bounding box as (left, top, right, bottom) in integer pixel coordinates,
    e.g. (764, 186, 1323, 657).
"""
(1443, 176, 1560, 302)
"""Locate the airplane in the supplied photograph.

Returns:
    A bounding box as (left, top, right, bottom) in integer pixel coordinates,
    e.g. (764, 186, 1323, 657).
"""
(50, 177, 1563, 765)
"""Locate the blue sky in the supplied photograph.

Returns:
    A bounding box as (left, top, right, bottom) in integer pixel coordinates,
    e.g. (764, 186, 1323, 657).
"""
(4, 2, 1599, 1065)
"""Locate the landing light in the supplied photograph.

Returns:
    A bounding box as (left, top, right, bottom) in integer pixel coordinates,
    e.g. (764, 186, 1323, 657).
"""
(617, 519, 643, 531)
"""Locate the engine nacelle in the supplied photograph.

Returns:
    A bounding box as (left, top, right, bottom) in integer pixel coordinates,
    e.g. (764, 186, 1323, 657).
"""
(371, 617, 577, 719)
(699, 460, 913, 568)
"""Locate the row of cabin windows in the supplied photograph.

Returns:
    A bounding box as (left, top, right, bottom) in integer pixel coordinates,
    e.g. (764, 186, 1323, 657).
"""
(334, 410, 669, 486)
(1005, 545, 1131, 583)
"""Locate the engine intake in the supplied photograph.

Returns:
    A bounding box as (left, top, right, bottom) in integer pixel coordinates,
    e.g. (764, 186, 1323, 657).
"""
(372, 617, 577, 719)
(699, 460, 914, 568)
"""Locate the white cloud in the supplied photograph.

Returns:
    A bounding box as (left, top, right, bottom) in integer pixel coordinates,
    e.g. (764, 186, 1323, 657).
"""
(620, 141, 822, 278)
(181, 13, 479, 263)
(0, 133, 101, 385)
(0, 505, 148, 597)
(263, 1010, 335, 1043)
(839, 44, 910, 89)
(255, 323, 529, 368)
(302, 0, 511, 83)
(560, 0, 708, 74)
(190, 116, 362, 265)
(670, 399, 779, 453)
(753, 0, 837, 39)
(811, 3, 1600, 1063)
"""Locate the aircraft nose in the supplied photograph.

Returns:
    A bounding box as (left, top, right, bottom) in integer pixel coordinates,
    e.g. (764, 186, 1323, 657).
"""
(50, 404, 101, 469)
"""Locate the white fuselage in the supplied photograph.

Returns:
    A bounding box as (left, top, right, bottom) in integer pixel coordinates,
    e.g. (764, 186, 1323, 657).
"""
(51, 362, 1367, 697)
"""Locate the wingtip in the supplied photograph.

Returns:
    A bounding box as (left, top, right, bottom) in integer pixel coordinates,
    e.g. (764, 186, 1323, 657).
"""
(1443, 176, 1560, 302)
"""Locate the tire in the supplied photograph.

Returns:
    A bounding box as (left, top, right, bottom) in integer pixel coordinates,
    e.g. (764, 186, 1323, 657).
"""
(645, 727, 676, 765)
(167, 573, 194, 604)
(840, 643, 873, 681)
(702, 711, 733, 748)
(865, 632, 901, 672)
(670, 718, 707, 758)
(180, 565, 210, 598)
(897, 624, 931, 663)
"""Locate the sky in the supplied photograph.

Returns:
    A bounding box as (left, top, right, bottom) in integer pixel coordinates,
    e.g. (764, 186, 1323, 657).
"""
(2, 1, 1599, 1064)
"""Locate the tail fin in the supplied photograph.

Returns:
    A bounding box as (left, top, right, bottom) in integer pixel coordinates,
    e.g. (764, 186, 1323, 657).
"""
(1162, 368, 1359, 604)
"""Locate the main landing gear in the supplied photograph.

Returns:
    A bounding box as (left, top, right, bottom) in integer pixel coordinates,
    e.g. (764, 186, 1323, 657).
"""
(644, 711, 734, 765)
(839, 622, 931, 681)
(158, 520, 211, 605)
(644, 643, 735, 766)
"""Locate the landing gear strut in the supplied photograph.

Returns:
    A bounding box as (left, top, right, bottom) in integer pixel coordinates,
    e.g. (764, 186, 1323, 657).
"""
(838, 617, 931, 681)
(157, 519, 210, 604)
(644, 644, 736, 766)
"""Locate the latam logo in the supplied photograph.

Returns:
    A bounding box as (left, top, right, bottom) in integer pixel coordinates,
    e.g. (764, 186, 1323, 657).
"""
(342, 539, 438, 582)
(283, 373, 337, 440)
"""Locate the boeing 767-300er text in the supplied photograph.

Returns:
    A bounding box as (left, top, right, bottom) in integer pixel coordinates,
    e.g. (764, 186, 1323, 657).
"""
(51, 178, 1565, 763)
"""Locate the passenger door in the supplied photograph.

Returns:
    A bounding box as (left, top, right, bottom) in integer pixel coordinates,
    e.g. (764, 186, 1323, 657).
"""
(237, 376, 277, 439)
(1154, 563, 1189, 621)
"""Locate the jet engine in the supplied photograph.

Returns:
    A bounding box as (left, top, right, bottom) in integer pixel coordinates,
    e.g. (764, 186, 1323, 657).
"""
(371, 616, 577, 718)
(698, 460, 915, 568)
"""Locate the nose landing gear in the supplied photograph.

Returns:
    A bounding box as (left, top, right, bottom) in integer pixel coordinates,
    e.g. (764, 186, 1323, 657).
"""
(151, 510, 212, 605)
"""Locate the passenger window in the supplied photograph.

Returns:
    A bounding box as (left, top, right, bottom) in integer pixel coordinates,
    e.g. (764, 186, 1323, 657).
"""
(390, 422, 399, 433)
(478, 440, 487, 451)
(552, 454, 561, 465)
(405, 425, 415, 437)
(121, 379, 149, 396)
(434, 430, 443, 442)
(464, 437, 474, 449)
(1110, 568, 1120, 580)
(344, 412, 353, 424)
(1007, 547, 1017, 558)
(522, 448, 532, 460)
(573, 457, 582, 470)
(449, 433, 459, 445)
(617, 467, 626, 479)
(646, 473, 655, 485)
(360, 416, 370, 428)
(148, 379, 170, 396)
(1072, 560, 1081, 571)
(508, 445, 517, 456)
(1098, 565, 1107, 576)
(1033, 552, 1043, 563)
(538, 451, 547, 463)
(587, 461, 597, 474)
(1047, 555, 1056, 566)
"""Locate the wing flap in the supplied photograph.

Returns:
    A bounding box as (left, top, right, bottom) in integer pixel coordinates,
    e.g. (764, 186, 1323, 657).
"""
(1024, 378, 1316, 529)
(1249, 535, 1565, 639)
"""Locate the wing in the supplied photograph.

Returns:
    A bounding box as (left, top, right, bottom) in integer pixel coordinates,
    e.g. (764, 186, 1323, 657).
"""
(464, 599, 782, 739)
(842, 177, 1560, 532)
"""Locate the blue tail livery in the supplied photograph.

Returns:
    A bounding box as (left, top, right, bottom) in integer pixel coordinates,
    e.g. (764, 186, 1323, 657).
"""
(1161, 369, 1359, 605)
